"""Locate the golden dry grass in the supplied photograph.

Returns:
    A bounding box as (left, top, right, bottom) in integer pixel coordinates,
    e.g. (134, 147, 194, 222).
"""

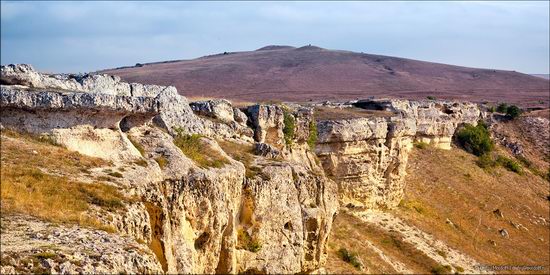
(1, 130, 126, 232)
(173, 133, 229, 168)
(217, 140, 266, 179)
(326, 211, 440, 274)
(397, 146, 550, 273)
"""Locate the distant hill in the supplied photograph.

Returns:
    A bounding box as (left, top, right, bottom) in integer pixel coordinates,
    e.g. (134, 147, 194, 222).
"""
(532, 74, 550, 80)
(100, 45, 549, 107)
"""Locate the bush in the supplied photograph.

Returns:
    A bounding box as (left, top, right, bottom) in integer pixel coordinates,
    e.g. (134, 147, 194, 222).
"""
(496, 103, 508, 113)
(505, 105, 521, 119)
(237, 228, 261, 252)
(455, 122, 493, 156)
(282, 108, 296, 146)
(307, 120, 318, 150)
(427, 96, 436, 100)
(487, 106, 495, 113)
(414, 141, 429, 149)
(496, 156, 522, 174)
(337, 248, 362, 270)
(476, 154, 496, 168)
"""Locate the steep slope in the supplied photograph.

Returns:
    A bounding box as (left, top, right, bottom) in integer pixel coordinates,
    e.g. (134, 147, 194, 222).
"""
(326, 144, 549, 274)
(100, 45, 549, 107)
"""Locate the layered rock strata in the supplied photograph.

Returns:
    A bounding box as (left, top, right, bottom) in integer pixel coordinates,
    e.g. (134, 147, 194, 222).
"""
(316, 99, 482, 209)
(0, 64, 337, 274)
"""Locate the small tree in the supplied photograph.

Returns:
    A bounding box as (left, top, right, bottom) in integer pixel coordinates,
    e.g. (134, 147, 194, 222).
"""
(496, 103, 508, 113)
(456, 122, 494, 156)
(506, 105, 521, 119)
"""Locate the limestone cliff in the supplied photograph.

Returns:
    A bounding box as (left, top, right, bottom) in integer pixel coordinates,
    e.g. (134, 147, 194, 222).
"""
(315, 99, 482, 209)
(0, 64, 337, 274)
(0, 64, 483, 273)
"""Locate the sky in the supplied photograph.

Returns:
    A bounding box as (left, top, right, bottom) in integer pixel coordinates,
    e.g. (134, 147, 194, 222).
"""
(1, 1, 549, 74)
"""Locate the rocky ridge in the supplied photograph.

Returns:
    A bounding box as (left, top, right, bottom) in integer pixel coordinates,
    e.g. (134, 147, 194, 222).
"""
(1, 64, 484, 273)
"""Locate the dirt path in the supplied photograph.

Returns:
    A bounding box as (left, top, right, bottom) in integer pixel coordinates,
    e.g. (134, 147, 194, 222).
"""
(353, 210, 486, 274)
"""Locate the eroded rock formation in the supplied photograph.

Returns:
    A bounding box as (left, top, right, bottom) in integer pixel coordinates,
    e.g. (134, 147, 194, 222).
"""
(0, 64, 483, 273)
(316, 99, 482, 209)
(0, 64, 337, 274)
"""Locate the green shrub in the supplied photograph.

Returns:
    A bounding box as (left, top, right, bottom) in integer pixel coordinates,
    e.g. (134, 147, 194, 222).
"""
(456, 122, 493, 156)
(282, 108, 296, 146)
(237, 228, 261, 252)
(487, 106, 495, 113)
(427, 96, 436, 100)
(496, 156, 522, 174)
(173, 130, 228, 168)
(414, 141, 429, 149)
(476, 154, 496, 169)
(496, 103, 508, 113)
(307, 120, 318, 150)
(337, 248, 362, 270)
(505, 105, 521, 119)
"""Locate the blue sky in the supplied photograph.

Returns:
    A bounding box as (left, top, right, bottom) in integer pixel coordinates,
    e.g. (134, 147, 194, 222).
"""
(1, 1, 548, 74)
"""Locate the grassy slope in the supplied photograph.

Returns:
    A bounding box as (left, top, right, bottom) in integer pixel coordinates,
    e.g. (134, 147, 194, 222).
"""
(396, 146, 549, 272)
(0, 131, 127, 231)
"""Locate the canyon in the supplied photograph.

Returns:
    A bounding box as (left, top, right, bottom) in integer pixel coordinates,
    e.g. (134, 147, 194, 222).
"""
(0, 64, 548, 274)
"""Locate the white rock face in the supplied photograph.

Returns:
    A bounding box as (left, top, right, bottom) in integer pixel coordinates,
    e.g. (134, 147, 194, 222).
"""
(0, 64, 337, 274)
(190, 99, 236, 123)
(316, 99, 482, 209)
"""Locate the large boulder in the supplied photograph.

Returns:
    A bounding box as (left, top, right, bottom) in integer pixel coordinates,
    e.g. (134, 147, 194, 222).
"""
(190, 99, 236, 123)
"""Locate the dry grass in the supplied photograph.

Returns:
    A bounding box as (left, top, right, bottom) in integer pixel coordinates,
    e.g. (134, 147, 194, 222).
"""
(127, 135, 145, 157)
(326, 211, 440, 274)
(1, 131, 125, 232)
(173, 133, 229, 168)
(154, 156, 169, 169)
(397, 146, 549, 273)
(217, 140, 266, 179)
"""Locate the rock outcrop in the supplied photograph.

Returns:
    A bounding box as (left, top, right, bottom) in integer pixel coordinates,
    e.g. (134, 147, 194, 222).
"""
(0, 64, 337, 274)
(316, 99, 482, 209)
(0, 64, 485, 273)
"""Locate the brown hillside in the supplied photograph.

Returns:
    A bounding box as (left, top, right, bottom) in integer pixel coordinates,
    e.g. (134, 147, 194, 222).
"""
(101, 45, 549, 107)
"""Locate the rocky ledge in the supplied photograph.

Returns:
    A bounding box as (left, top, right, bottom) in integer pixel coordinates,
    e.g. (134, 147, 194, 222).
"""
(0, 64, 483, 273)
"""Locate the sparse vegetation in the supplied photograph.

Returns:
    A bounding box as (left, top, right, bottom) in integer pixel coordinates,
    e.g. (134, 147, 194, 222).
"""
(282, 107, 296, 146)
(495, 103, 522, 119)
(496, 103, 508, 113)
(134, 159, 148, 167)
(237, 228, 261, 252)
(307, 120, 318, 150)
(154, 156, 168, 169)
(431, 264, 452, 274)
(337, 248, 362, 270)
(173, 129, 228, 168)
(505, 105, 522, 119)
(475, 154, 496, 169)
(427, 96, 436, 100)
(1, 132, 125, 231)
(414, 141, 429, 149)
(496, 155, 522, 174)
(217, 140, 267, 179)
(455, 122, 493, 156)
(127, 136, 145, 157)
(108, 171, 123, 178)
(476, 154, 522, 174)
